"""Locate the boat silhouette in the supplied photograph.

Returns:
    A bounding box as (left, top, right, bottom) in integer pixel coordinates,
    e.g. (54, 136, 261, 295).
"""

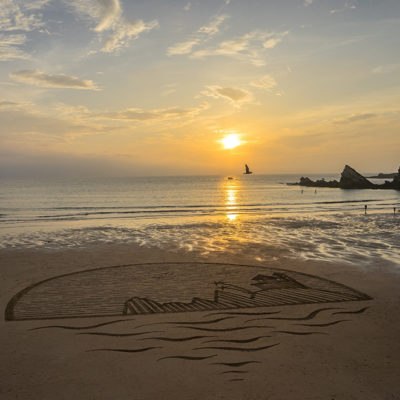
(244, 164, 253, 174)
(123, 272, 370, 315)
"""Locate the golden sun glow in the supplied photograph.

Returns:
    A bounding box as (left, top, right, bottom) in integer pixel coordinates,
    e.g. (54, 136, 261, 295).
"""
(221, 134, 241, 149)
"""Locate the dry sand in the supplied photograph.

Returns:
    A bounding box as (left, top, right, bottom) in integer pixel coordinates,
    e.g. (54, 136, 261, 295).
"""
(1, 243, 399, 400)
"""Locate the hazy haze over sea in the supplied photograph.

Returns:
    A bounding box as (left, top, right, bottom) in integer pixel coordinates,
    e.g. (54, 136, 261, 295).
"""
(1, 175, 399, 266)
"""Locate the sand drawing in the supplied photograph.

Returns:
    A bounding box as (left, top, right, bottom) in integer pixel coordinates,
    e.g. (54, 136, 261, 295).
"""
(5, 262, 371, 321)
(5, 262, 372, 382)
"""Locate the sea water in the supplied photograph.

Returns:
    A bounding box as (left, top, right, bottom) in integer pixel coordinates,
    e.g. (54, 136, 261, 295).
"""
(1, 175, 399, 265)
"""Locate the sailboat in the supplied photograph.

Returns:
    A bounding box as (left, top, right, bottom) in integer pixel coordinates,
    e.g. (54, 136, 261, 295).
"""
(244, 164, 253, 175)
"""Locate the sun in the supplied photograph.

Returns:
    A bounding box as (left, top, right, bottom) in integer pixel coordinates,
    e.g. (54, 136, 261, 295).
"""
(221, 134, 241, 149)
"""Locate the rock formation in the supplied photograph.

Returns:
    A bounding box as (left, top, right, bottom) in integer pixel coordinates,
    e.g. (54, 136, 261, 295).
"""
(339, 165, 375, 189)
(290, 165, 400, 190)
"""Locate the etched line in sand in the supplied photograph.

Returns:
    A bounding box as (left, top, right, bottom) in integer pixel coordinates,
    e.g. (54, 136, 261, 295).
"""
(177, 325, 272, 332)
(134, 316, 233, 329)
(204, 311, 281, 318)
(245, 307, 342, 323)
(272, 331, 326, 336)
(139, 335, 216, 342)
(221, 371, 249, 374)
(212, 361, 261, 367)
(295, 319, 350, 327)
(77, 330, 164, 337)
(30, 319, 134, 331)
(87, 346, 161, 353)
(332, 306, 370, 315)
(158, 355, 217, 361)
(193, 343, 280, 352)
(203, 335, 271, 344)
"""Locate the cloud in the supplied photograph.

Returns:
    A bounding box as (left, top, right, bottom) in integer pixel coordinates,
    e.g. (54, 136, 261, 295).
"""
(334, 113, 377, 125)
(0, 33, 29, 60)
(0, 0, 49, 60)
(330, 0, 357, 14)
(68, 0, 158, 53)
(0, 0, 49, 31)
(191, 30, 288, 66)
(304, 0, 313, 6)
(183, 2, 191, 11)
(263, 37, 283, 49)
(198, 14, 228, 36)
(0, 99, 24, 109)
(167, 14, 229, 56)
(10, 70, 100, 90)
(101, 19, 158, 53)
(201, 85, 252, 106)
(250, 75, 277, 91)
(372, 64, 400, 74)
(96, 103, 209, 121)
(167, 39, 200, 56)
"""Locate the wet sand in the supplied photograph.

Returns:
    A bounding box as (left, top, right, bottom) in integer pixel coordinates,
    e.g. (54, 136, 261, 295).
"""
(1, 243, 399, 400)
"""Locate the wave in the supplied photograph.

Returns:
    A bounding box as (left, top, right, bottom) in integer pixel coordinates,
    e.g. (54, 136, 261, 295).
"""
(245, 307, 341, 323)
(194, 343, 279, 352)
(88, 346, 161, 353)
(212, 361, 261, 367)
(332, 306, 370, 315)
(139, 335, 215, 342)
(204, 311, 281, 317)
(272, 331, 326, 336)
(158, 354, 216, 361)
(135, 316, 233, 329)
(78, 330, 163, 337)
(30, 318, 133, 331)
(295, 319, 350, 327)
(177, 325, 271, 332)
(221, 371, 248, 374)
(203, 336, 271, 344)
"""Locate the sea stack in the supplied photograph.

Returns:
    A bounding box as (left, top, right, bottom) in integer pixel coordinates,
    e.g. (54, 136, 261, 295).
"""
(339, 165, 375, 189)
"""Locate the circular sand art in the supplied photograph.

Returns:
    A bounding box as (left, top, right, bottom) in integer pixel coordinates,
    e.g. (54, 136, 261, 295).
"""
(5, 262, 371, 321)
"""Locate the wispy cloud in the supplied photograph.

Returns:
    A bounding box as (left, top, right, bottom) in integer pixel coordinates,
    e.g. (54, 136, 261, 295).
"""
(10, 70, 100, 90)
(167, 14, 229, 56)
(201, 85, 252, 107)
(96, 103, 209, 122)
(330, 0, 357, 14)
(198, 14, 228, 36)
(68, 0, 158, 53)
(334, 113, 377, 125)
(167, 39, 200, 56)
(0, 1, 49, 61)
(0, 34, 29, 60)
(263, 36, 286, 49)
(191, 30, 288, 67)
(304, 0, 313, 7)
(183, 2, 191, 11)
(372, 64, 400, 74)
(0, 99, 26, 109)
(250, 75, 277, 91)
(0, 0, 49, 31)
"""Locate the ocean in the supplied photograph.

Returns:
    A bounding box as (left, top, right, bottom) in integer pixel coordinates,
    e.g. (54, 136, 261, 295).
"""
(1, 174, 399, 265)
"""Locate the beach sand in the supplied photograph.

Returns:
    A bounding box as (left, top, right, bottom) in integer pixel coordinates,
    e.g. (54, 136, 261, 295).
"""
(1, 243, 399, 400)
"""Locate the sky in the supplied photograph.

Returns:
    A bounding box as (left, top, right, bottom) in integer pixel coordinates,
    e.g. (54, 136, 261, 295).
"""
(0, 0, 399, 177)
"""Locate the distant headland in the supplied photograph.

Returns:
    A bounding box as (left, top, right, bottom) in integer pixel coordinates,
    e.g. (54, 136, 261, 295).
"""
(288, 165, 400, 190)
